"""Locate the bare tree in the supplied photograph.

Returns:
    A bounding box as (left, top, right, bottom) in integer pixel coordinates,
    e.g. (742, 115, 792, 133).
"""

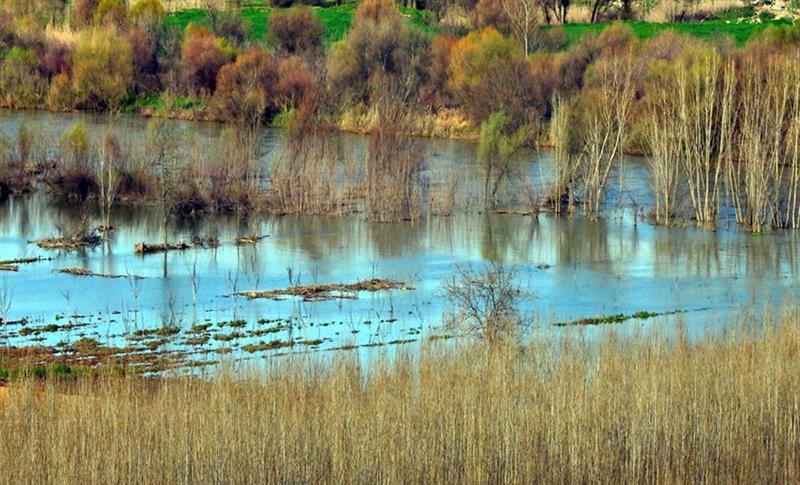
(735, 55, 799, 232)
(442, 262, 521, 346)
(578, 55, 635, 220)
(364, 75, 427, 223)
(501, 0, 540, 56)
(676, 47, 734, 227)
(548, 94, 579, 215)
(98, 132, 122, 236)
(644, 65, 683, 225)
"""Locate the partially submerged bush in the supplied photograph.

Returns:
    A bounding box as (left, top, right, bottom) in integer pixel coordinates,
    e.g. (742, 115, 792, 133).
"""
(443, 262, 522, 345)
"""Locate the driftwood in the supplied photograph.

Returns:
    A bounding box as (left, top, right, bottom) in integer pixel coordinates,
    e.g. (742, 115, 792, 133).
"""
(57, 268, 144, 279)
(235, 235, 268, 245)
(134, 242, 192, 255)
(36, 233, 101, 250)
(135, 236, 220, 255)
(237, 279, 412, 302)
(0, 257, 49, 265)
(0, 265, 18, 272)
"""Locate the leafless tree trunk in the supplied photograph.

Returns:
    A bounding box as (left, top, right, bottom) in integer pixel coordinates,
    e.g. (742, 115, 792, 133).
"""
(549, 95, 578, 215)
(501, 0, 540, 56)
(676, 48, 734, 227)
(579, 56, 634, 220)
(644, 68, 683, 225)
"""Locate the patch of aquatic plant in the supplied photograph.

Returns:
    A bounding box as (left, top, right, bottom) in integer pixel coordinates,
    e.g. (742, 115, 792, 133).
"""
(131, 326, 181, 339)
(214, 332, 246, 342)
(217, 320, 247, 329)
(250, 326, 288, 337)
(553, 310, 685, 327)
(235, 235, 268, 245)
(183, 335, 210, 346)
(242, 340, 296, 353)
(18, 322, 87, 337)
(134, 237, 219, 255)
(189, 323, 213, 334)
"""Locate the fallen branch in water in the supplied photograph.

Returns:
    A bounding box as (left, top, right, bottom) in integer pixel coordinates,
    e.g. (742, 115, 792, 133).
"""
(235, 235, 268, 245)
(0, 257, 50, 265)
(135, 236, 220, 255)
(134, 242, 192, 255)
(57, 268, 144, 279)
(237, 279, 412, 302)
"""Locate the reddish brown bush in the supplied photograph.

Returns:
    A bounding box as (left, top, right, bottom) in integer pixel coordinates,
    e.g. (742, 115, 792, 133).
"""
(38, 40, 72, 79)
(420, 34, 456, 109)
(127, 28, 158, 76)
(556, 22, 635, 93)
(268, 6, 324, 54)
(474, 0, 508, 31)
(328, 0, 427, 104)
(275, 55, 314, 111)
(182, 28, 230, 94)
(214, 48, 279, 123)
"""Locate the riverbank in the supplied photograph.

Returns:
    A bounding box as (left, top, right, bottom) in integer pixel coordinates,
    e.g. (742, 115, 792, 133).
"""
(1, 310, 798, 483)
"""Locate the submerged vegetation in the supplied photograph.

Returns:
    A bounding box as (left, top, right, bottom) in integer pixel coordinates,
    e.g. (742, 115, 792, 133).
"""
(2, 309, 800, 482)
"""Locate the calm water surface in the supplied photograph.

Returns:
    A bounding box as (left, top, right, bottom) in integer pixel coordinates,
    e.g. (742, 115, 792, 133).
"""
(0, 111, 797, 361)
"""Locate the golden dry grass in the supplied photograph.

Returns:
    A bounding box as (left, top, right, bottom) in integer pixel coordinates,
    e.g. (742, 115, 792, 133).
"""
(1, 313, 799, 483)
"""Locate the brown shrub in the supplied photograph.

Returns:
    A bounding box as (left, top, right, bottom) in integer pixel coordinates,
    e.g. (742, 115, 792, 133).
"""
(420, 34, 456, 110)
(94, 0, 127, 27)
(448, 28, 545, 127)
(74, 0, 99, 26)
(46, 163, 98, 203)
(275, 55, 314, 111)
(328, 0, 427, 105)
(474, 0, 509, 31)
(268, 6, 324, 54)
(182, 28, 230, 94)
(38, 40, 72, 79)
(213, 49, 279, 123)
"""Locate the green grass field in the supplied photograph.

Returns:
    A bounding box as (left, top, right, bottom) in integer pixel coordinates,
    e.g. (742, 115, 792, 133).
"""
(164, 4, 435, 45)
(164, 3, 792, 48)
(559, 18, 792, 46)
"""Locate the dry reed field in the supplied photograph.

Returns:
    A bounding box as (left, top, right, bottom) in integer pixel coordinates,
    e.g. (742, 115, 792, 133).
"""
(1, 311, 799, 484)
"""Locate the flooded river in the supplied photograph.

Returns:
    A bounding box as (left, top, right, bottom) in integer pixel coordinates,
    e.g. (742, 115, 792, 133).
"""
(0, 110, 798, 366)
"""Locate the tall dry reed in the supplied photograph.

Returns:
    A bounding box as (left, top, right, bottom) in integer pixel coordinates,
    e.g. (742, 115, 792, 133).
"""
(1, 312, 800, 484)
